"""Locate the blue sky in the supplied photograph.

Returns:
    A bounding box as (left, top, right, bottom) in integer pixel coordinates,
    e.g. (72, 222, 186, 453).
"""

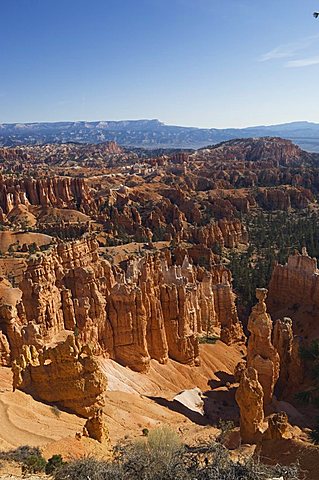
(1, 0, 319, 127)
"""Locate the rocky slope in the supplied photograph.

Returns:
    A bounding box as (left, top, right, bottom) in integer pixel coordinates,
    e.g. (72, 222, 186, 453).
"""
(199, 137, 308, 165)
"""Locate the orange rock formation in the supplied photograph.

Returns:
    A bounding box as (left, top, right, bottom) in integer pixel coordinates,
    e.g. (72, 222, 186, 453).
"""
(235, 367, 264, 444)
(12, 335, 106, 417)
(263, 412, 290, 441)
(0, 235, 244, 372)
(247, 289, 280, 406)
(273, 317, 304, 398)
(0, 331, 10, 365)
(268, 248, 319, 314)
(83, 409, 109, 443)
(0, 177, 93, 214)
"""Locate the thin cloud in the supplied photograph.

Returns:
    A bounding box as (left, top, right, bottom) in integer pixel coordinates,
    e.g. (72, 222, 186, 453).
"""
(285, 56, 319, 68)
(259, 34, 319, 62)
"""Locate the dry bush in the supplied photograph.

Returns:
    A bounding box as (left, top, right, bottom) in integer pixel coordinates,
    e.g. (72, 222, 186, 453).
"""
(0, 445, 42, 463)
(54, 456, 123, 480)
(53, 430, 301, 480)
(119, 426, 186, 480)
(186, 442, 300, 480)
(0, 445, 46, 474)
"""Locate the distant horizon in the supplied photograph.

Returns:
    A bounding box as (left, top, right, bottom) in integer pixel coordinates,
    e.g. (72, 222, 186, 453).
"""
(1, 118, 319, 130)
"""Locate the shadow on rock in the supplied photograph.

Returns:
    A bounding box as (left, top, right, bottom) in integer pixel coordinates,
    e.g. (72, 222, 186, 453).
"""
(148, 396, 210, 426)
(208, 371, 234, 390)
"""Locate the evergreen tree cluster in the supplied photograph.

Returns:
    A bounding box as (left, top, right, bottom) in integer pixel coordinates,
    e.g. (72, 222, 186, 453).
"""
(228, 209, 319, 312)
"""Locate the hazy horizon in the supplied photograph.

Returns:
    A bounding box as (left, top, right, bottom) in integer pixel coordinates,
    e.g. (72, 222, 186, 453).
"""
(1, 118, 319, 130)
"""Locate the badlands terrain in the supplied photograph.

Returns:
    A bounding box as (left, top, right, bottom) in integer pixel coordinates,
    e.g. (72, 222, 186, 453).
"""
(1, 136, 319, 477)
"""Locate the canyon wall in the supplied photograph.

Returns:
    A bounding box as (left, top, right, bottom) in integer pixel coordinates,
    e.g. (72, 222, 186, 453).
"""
(0, 235, 244, 372)
(0, 176, 93, 214)
(268, 248, 319, 314)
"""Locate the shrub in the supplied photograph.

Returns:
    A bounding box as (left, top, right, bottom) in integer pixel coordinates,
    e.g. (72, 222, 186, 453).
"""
(119, 427, 187, 480)
(216, 419, 235, 444)
(22, 454, 46, 474)
(50, 405, 62, 418)
(0, 445, 42, 463)
(53, 436, 301, 480)
(54, 456, 123, 480)
(142, 428, 149, 436)
(309, 419, 319, 445)
(28, 242, 38, 255)
(186, 442, 300, 480)
(45, 454, 64, 474)
(199, 335, 219, 344)
(0, 445, 47, 474)
(146, 426, 182, 456)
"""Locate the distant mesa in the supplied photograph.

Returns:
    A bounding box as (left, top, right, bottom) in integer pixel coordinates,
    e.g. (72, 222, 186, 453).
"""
(1, 119, 319, 151)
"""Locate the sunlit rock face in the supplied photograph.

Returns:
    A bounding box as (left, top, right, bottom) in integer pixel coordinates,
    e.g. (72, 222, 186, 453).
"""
(247, 289, 280, 407)
(0, 235, 244, 371)
(268, 248, 319, 314)
(12, 336, 107, 418)
(235, 367, 264, 444)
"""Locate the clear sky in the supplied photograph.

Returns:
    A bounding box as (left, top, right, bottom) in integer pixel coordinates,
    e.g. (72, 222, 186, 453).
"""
(1, 0, 319, 128)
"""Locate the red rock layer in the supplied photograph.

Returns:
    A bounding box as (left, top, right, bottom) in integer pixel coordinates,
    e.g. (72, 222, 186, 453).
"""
(0, 177, 93, 214)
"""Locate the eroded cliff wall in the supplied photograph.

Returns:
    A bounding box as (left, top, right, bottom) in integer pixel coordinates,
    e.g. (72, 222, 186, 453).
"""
(0, 235, 244, 372)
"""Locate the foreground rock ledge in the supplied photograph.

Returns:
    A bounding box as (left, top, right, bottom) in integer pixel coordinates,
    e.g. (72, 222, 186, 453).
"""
(12, 335, 107, 418)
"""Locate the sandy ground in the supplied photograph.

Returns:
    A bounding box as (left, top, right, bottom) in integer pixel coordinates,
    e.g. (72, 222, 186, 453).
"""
(99, 342, 243, 443)
(0, 279, 22, 305)
(100, 342, 242, 396)
(102, 241, 170, 264)
(0, 342, 242, 454)
(30, 206, 91, 224)
(0, 232, 52, 254)
(6, 205, 37, 228)
(0, 368, 84, 452)
(1, 341, 318, 479)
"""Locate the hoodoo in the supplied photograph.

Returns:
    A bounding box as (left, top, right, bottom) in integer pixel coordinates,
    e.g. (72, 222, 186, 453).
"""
(235, 367, 264, 444)
(247, 289, 280, 406)
(12, 335, 107, 417)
